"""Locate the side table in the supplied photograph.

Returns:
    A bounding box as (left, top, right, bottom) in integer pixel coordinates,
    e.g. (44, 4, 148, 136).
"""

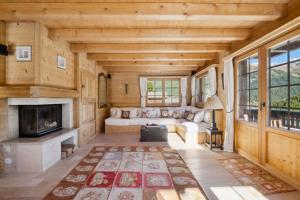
(205, 128, 223, 150)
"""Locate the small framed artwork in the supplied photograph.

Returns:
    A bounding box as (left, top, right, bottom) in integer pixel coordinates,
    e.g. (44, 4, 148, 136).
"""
(57, 55, 66, 69)
(16, 45, 32, 61)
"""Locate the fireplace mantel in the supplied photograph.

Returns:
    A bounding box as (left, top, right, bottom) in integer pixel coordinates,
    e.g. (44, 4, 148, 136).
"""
(7, 98, 73, 106)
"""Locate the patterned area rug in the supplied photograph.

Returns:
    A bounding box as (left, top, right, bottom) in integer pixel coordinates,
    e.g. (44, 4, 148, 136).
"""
(218, 157, 296, 195)
(44, 146, 207, 200)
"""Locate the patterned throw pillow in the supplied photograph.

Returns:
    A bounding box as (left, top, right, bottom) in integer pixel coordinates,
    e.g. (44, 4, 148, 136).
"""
(183, 111, 190, 119)
(161, 109, 169, 118)
(173, 112, 181, 119)
(187, 113, 195, 121)
(141, 111, 147, 118)
(121, 110, 130, 119)
(193, 111, 205, 123)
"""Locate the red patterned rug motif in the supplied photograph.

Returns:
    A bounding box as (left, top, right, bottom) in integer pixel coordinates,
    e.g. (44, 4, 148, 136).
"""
(44, 146, 207, 200)
(218, 157, 296, 195)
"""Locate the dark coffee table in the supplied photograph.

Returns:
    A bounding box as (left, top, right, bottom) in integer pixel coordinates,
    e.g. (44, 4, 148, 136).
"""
(140, 124, 168, 142)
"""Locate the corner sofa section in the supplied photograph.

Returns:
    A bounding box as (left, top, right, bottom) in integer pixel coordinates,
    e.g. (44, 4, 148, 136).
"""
(105, 106, 211, 144)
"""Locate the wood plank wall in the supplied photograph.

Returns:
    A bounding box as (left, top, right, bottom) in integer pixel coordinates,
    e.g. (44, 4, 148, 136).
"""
(5, 22, 75, 89)
(5, 23, 36, 85)
(74, 53, 107, 145)
(0, 21, 5, 85)
(39, 25, 75, 89)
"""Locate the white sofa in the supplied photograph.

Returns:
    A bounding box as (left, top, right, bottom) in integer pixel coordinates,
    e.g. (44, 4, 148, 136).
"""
(105, 106, 211, 144)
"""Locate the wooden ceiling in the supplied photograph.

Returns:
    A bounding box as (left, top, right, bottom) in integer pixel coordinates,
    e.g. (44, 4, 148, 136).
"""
(0, 0, 293, 73)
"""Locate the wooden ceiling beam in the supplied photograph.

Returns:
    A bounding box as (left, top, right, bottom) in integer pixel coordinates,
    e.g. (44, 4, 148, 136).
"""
(70, 43, 230, 53)
(50, 28, 251, 43)
(0, 3, 285, 22)
(0, 1, 289, 3)
(97, 61, 205, 67)
(88, 53, 216, 61)
(103, 66, 199, 72)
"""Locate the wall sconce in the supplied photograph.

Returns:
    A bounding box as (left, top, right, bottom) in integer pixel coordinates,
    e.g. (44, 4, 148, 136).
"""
(125, 83, 128, 94)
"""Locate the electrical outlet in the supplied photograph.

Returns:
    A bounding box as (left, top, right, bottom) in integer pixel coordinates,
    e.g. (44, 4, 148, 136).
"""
(4, 158, 12, 165)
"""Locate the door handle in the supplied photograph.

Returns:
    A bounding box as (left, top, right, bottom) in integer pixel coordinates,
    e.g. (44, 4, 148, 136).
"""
(260, 102, 266, 111)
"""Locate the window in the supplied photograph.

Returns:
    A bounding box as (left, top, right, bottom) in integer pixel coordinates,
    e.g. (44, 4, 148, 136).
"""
(237, 54, 259, 122)
(196, 74, 209, 104)
(147, 78, 181, 106)
(268, 36, 300, 131)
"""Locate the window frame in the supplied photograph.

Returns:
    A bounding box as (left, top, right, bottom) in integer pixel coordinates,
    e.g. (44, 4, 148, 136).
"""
(235, 50, 260, 124)
(267, 35, 300, 132)
(146, 78, 181, 107)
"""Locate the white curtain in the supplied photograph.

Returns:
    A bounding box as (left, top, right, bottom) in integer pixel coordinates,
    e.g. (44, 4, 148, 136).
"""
(195, 78, 200, 103)
(208, 67, 217, 97)
(139, 77, 147, 108)
(191, 76, 196, 106)
(223, 58, 235, 152)
(181, 77, 187, 106)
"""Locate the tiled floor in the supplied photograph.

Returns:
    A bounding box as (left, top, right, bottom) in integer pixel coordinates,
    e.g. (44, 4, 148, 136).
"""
(0, 132, 299, 200)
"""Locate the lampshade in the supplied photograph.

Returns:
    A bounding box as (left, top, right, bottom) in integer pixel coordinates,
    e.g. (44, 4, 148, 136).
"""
(204, 95, 224, 110)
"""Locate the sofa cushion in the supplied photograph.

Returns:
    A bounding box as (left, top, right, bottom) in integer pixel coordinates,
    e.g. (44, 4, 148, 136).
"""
(161, 109, 170, 118)
(198, 122, 210, 132)
(181, 122, 198, 133)
(128, 118, 177, 126)
(141, 108, 161, 118)
(105, 117, 131, 126)
(204, 111, 211, 123)
(193, 111, 205, 123)
(110, 108, 122, 118)
(186, 113, 195, 121)
(111, 108, 139, 118)
(176, 119, 186, 124)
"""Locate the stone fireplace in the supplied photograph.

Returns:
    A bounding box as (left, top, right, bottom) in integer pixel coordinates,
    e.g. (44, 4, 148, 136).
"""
(0, 98, 77, 172)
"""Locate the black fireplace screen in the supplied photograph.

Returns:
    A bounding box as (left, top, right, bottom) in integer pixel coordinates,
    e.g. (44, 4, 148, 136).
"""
(19, 104, 62, 137)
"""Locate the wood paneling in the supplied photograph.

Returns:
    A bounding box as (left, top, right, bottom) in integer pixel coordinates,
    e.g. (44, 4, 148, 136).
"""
(50, 28, 251, 43)
(103, 66, 199, 73)
(5, 22, 76, 89)
(74, 53, 104, 145)
(109, 72, 141, 107)
(39, 25, 75, 89)
(0, 21, 5, 85)
(0, 1, 290, 4)
(237, 122, 259, 162)
(88, 53, 216, 62)
(230, 0, 300, 56)
(5, 22, 36, 85)
(0, 86, 78, 98)
(0, 3, 284, 26)
(70, 43, 230, 54)
(266, 130, 300, 186)
(99, 61, 205, 67)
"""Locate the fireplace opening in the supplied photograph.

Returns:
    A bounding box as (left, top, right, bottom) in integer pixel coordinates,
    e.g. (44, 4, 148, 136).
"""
(19, 104, 62, 137)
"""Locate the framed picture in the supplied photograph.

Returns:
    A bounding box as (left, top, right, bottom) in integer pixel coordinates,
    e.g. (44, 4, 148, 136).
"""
(57, 55, 66, 69)
(16, 46, 32, 61)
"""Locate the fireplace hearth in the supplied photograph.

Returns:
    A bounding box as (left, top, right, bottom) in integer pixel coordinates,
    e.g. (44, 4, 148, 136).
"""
(19, 104, 62, 137)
